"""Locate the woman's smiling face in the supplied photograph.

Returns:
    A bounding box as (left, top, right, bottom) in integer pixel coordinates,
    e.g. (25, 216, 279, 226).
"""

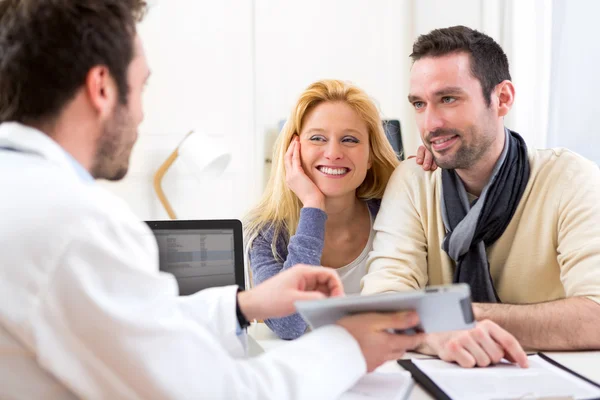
(298, 101, 371, 200)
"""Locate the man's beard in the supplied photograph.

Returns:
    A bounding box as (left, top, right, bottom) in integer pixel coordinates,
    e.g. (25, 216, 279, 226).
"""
(428, 126, 496, 170)
(91, 105, 135, 181)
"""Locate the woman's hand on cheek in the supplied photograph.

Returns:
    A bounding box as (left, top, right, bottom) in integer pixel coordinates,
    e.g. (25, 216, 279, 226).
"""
(284, 136, 326, 210)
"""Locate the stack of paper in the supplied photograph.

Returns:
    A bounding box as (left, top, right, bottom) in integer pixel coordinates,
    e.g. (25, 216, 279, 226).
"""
(410, 354, 600, 400)
(340, 371, 414, 400)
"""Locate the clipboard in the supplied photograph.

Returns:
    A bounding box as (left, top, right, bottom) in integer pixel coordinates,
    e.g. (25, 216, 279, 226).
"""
(398, 353, 600, 400)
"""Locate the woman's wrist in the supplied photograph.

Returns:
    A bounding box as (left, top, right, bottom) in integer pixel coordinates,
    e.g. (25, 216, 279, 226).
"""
(302, 198, 325, 210)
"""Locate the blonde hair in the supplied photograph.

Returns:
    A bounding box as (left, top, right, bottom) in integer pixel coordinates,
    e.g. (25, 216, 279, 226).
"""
(244, 79, 399, 262)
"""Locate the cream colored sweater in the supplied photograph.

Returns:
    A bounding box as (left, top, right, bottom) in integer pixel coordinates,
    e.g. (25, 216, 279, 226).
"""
(361, 148, 600, 306)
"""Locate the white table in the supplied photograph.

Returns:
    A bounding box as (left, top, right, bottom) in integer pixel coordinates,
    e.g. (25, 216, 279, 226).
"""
(248, 323, 600, 400)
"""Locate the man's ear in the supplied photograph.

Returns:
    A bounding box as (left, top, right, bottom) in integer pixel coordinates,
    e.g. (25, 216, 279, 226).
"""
(85, 66, 118, 120)
(495, 80, 515, 118)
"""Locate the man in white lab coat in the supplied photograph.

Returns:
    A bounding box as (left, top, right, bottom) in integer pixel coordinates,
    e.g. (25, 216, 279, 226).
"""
(0, 1, 424, 399)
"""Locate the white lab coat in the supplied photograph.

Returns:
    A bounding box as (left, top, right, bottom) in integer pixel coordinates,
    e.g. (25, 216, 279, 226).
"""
(0, 122, 366, 400)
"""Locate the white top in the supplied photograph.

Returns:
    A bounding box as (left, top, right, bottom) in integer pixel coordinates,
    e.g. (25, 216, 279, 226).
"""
(0, 122, 367, 400)
(336, 213, 375, 295)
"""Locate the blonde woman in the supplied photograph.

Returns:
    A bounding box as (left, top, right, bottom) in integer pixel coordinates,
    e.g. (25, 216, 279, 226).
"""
(244, 80, 435, 339)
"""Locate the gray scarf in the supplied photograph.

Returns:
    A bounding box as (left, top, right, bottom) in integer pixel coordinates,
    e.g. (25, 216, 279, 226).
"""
(441, 129, 530, 303)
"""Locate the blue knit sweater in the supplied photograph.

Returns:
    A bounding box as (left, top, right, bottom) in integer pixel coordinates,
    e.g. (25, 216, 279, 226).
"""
(248, 199, 380, 340)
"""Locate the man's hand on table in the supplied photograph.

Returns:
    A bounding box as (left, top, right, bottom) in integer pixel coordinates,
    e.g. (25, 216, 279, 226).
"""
(419, 319, 529, 368)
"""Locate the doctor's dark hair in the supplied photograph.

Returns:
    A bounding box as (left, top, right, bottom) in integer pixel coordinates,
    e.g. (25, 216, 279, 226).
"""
(0, 0, 147, 124)
(410, 25, 511, 107)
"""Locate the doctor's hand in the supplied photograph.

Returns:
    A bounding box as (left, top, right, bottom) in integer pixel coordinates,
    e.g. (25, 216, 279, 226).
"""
(337, 312, 425, 372)
(414, 145, 438, 171)
(237, 264, 343, 322)
(285, 136, 326, 210)
(419, 319, 528, 368)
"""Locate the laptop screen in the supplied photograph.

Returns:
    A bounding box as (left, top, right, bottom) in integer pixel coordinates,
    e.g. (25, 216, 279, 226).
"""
(145, 220, 244, 295)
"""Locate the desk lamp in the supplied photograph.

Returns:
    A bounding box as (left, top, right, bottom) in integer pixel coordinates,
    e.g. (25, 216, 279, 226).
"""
(153, 130, 231, 219)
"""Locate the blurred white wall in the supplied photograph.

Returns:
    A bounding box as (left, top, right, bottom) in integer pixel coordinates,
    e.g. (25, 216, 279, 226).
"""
(99, 0, 257, 221)
(101, 0, 579, 222)
(547, 0, 600, 164)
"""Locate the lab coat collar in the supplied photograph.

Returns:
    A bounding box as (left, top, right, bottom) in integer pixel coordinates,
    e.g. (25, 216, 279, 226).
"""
(0, 121, 89, 183)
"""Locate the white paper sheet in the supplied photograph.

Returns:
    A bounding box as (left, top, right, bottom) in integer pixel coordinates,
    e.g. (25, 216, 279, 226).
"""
(412, 354, 600, 400)
(340, 371, 414, 400)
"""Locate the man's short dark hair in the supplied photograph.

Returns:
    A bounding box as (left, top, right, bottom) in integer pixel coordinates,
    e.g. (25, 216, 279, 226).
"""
(410, 25, 511, 106)
(0, 0, 147, 124)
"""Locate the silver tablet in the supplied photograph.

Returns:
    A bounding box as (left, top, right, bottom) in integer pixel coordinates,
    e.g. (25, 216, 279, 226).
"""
(295, 284, 474, 334)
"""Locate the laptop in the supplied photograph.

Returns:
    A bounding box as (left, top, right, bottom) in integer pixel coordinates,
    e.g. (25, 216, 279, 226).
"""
(145, 219, 264, 356)
(145, 219, 245, 295)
